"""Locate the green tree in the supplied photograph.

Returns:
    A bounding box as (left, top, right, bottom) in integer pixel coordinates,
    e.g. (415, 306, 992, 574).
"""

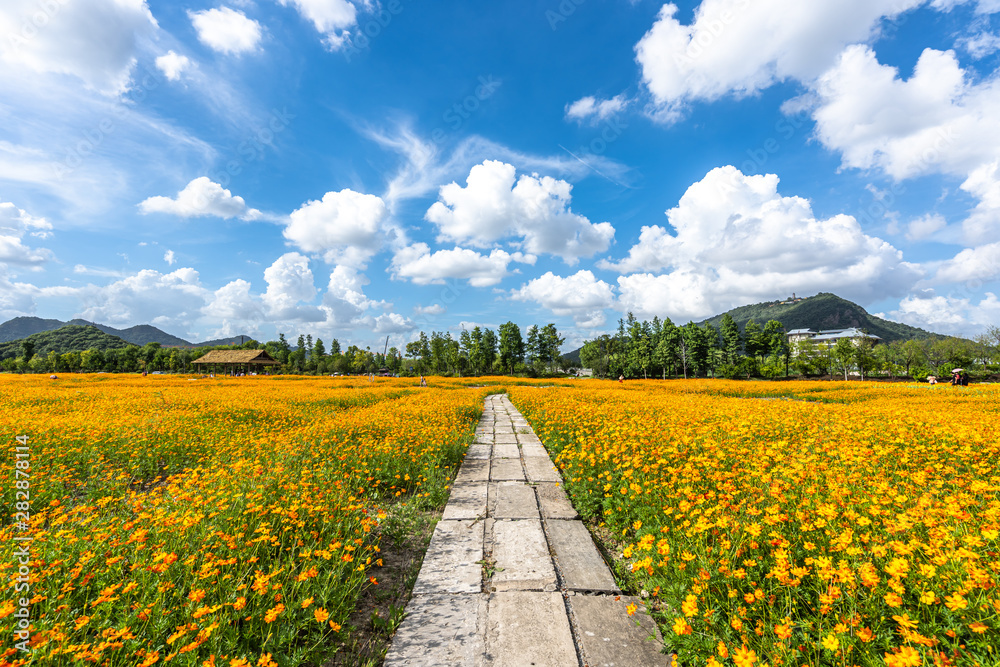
(498, 322, 524, 374)
(525, 325, 540, 365)
(719, 313, 742, 363)
(832, 338, 855, 380)
(539, 323, 565, 373)
(653, 320, 680, 378)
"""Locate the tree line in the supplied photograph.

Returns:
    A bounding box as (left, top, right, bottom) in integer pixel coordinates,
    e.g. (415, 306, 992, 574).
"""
(1, 321, 568, 377)
(580, 314, 1000, 380)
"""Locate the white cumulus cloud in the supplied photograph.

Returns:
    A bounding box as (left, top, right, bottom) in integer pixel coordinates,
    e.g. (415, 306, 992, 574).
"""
(890, 291, 1000, 335)
(155, 50, 192, 81)
(426, 160, 615, 264)
(284, 189, 389, 268)
(139, 177, 262, 220)
(277, 0, 361, 50)
(0, 0, 158, 96)
(262, 252, 323, 321)
(0, 199, 54, 269)
(163, 249, 176, 265)
(391, 243, 535, 287)
(510, 270, 616, 328)
(604, 166, 922, 321)
(634, 0, 924, 121)
(188, 7, 262, 55)
(565, 94, 628, 122)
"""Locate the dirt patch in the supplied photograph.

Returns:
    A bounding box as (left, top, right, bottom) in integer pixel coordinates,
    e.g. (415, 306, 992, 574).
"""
(319, 509, 439, 667)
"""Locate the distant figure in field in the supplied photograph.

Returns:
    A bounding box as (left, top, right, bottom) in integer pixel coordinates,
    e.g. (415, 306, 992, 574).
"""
(419, 375, 427, 387)
(618, 374, 624, 384)
(927, 375, 937, 385)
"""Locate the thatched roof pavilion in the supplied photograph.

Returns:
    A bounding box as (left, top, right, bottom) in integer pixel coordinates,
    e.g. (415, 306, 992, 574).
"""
(191, 350, 280, 375)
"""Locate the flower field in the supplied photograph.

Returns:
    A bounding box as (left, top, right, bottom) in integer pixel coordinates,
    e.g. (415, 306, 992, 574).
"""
(0, 375, 489, 665)
(509, 380, 1000, 667)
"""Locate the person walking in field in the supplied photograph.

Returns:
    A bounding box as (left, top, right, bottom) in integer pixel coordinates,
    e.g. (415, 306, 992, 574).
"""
(618, 374, 624, 384)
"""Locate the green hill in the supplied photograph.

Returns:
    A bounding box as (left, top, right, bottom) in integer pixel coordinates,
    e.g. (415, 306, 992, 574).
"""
(699, 292, 937, 342)
(0, 316, 66, 343)
(0, 316, 252, 347)
(0, 325, 131, 361)
(66, 319, 192, 346)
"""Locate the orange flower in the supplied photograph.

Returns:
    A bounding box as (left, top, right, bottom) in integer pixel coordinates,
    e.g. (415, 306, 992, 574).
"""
(733, 644, 757, 667)
(969, 622, 988, 633)
(329, 621, 342, 631)
(188, 589, 206, 603)
(263, 604, 285, 623)
(314, 608, 330, 624)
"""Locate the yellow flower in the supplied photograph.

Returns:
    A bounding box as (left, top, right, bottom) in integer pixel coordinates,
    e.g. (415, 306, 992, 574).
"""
(919, 590, 935, 605)
(822, 633, 839, 651)
(681, 594, 698, 617)
(884, 592, 902, 607)
(944, 593, 967, 611)
(893, 614, 918, 630)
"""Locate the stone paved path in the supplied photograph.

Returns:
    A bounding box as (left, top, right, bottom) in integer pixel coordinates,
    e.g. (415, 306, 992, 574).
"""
(384, 394, 672, 667)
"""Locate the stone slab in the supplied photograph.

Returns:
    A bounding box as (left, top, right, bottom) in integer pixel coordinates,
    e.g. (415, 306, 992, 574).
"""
(490, 481, 538, 520)
(413, 519, 484, 594)
(493, 433, 519, 445)
(484, 592, 578, 667)
(490, 519, 556, 591)
(473, 435, 494, 445)
(383, 594, 486, 667)
(519, 444, 548, 458)
(490, 458, 524, 481)
(442, 482, 488, 520)
(492, 443, 520, 458)
(516, 433, 543, 446)
(569, 595, 672, 667)
(546, 520, 618, 592)
(455, 459, 490, 483)
(466, 444, 492, 459)
(535, 483, 578, 520)
(524, 457, 561, 483)
(493, 426, 514, 434)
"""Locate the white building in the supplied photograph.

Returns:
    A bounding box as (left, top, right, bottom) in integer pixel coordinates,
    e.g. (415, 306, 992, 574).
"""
(787, 327, 881, 354)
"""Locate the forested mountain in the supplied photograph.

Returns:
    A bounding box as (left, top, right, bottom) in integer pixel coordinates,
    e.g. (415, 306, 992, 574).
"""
(0, 325, 129, 361)
(698, 293, 936, 342)
(65, 320, 191, 346)
(0, 316, 67, 342)
(0, 316, 248, 347)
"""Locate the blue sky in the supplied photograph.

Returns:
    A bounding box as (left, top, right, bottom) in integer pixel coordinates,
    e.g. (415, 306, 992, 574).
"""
(2, 0, 1000, 349)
